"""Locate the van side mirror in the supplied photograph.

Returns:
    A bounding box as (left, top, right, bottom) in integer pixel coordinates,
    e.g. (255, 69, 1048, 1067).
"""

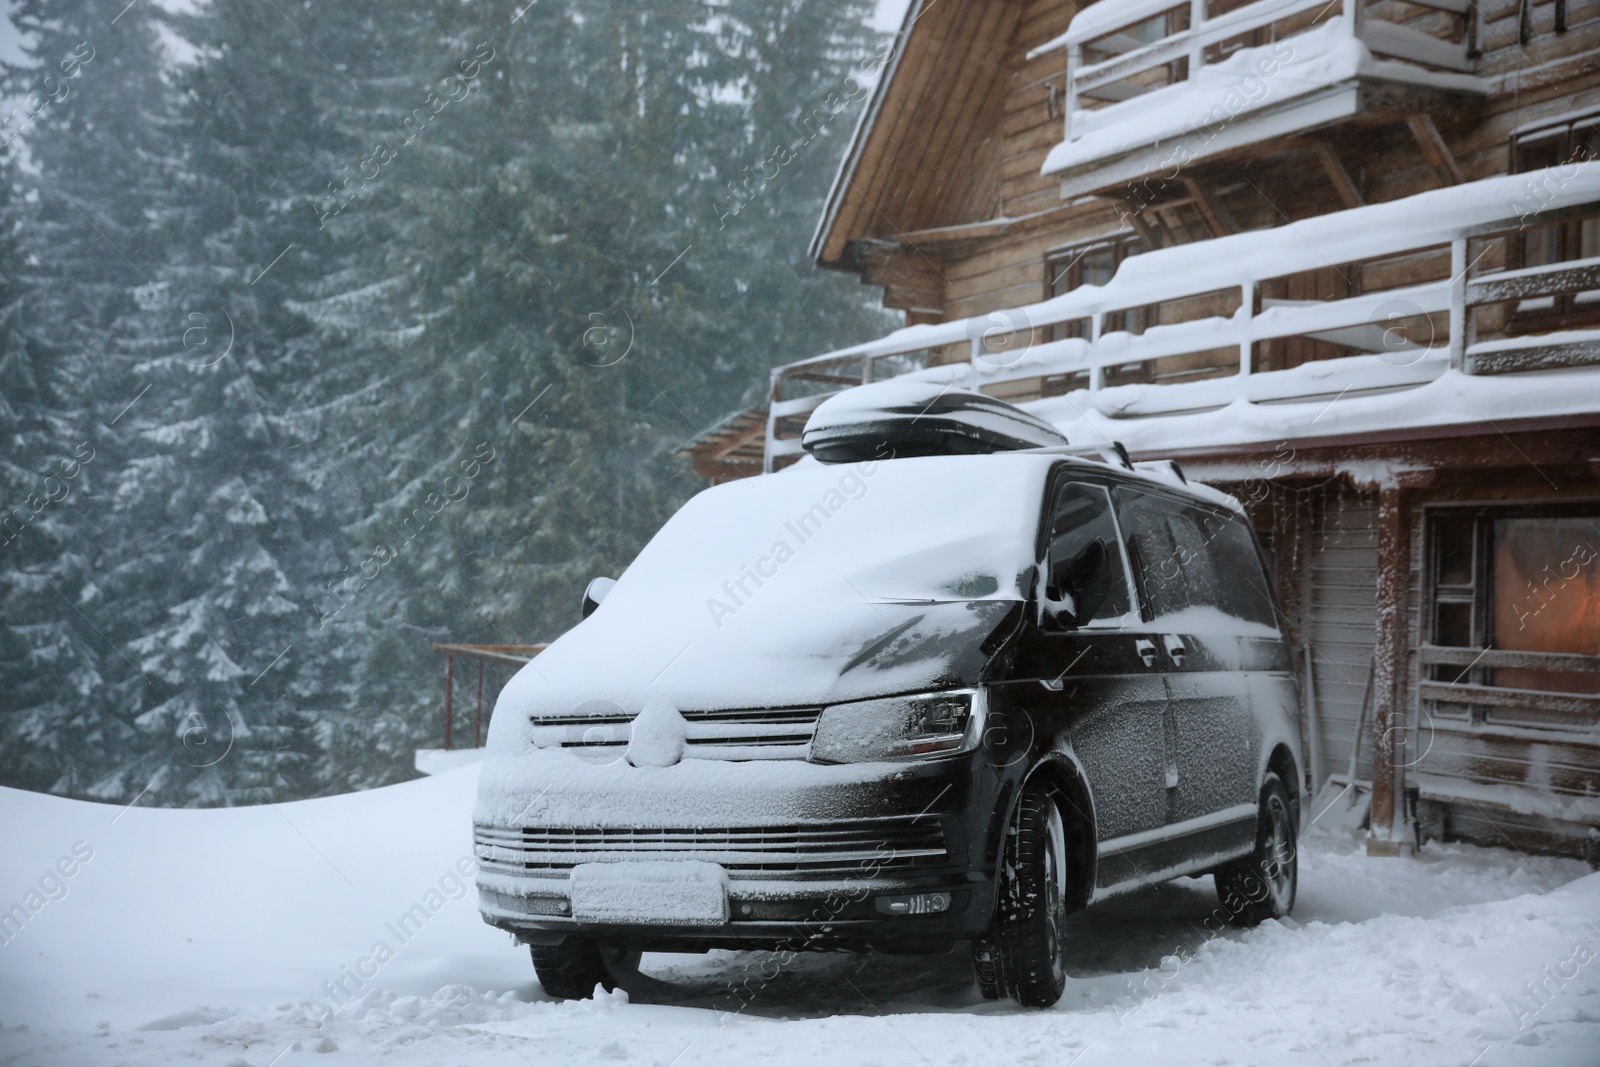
(581, 576, 616, 620)
(1048, 539, 1112, 628)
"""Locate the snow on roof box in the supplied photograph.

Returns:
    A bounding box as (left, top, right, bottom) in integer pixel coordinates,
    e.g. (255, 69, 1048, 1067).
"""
(801, 380, 1070, 464)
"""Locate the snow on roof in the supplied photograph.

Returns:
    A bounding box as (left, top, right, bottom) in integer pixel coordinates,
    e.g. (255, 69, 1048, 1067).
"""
(1041, 19, 1485, 177)
(1032, 365, 1600, 462)
(778, 165, 1600, 460)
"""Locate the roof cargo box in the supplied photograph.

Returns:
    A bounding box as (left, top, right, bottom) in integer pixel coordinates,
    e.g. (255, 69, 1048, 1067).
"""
(801, 381, 1070, 464)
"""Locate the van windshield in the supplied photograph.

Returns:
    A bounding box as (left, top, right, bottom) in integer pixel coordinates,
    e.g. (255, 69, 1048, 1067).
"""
(498, 454, 1054, 716)
(613, 453, 1049, 612)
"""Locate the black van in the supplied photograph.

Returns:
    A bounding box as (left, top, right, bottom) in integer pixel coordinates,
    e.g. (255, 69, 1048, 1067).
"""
(473, 384, 1301, 1008)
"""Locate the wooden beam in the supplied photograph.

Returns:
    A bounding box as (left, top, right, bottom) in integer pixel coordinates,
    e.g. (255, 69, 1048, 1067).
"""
(432, 643, 546, 667)
(885, 199, 1098, 250)
(1406, 114, 1463, 186)
(1310, 141, 1364, 209)
(1181, 178, 1236, 238)
(1465, 337, 1600, 375)
(1119, 202, 1165, 249)
(1420, 646, 1600, 673)
(1367, 483, 1410, 854)
(1464, 257, 1600, 304)
(1418, 682, 1600, 723)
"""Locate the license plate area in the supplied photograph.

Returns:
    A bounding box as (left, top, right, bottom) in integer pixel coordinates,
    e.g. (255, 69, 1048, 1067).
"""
(568, 860, 730, 926)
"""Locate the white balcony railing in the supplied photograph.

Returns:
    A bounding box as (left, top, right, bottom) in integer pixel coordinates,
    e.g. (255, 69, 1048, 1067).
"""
(1033, 0, 1483, 181)
(765, 166, 1600, 471)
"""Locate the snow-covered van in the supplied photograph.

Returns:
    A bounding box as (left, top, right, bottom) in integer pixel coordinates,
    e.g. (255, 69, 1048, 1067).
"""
(474, 383, 1301, 1007)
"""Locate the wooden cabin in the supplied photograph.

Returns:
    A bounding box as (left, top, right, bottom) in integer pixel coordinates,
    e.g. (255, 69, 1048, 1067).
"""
(686, 0, 1600, 860)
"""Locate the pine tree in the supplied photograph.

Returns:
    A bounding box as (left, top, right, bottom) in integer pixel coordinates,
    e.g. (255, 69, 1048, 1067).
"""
(0, 0, 171, 798)
(0, 145, 124, 794)
(99, 0, 445, 804)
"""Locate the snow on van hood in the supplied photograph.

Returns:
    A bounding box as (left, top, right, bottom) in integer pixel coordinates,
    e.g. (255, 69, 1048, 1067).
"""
(486, 453, 1052, 740)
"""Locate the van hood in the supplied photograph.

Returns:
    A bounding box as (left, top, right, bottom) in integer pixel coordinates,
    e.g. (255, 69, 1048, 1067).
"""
(487, 454, 1052, 737)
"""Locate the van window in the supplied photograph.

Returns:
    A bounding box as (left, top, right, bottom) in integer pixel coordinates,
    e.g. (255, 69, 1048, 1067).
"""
(1047, 483, 1132, 624)
(1117, 488, 1277, 628)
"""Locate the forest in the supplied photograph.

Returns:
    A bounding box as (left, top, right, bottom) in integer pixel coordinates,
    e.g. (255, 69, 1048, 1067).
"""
(0, 0, 892, 805)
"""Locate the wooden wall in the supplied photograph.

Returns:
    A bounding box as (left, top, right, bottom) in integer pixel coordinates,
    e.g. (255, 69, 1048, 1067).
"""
(1452, 0, 1600, 181)
(880, 0, 1600, 330)
(945, 0, 1121, 323)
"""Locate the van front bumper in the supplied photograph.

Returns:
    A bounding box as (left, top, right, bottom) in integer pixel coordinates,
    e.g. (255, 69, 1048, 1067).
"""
(473, 753, 1004, 951)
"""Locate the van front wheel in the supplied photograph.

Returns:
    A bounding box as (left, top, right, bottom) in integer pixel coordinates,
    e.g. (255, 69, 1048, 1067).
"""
(530, 939, 638, 1000)
(992, 781, 1071, 1007)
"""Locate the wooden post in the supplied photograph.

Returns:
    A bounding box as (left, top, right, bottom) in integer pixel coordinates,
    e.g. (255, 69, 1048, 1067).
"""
(764, 370, 782, 474)
(1303, 645, 1324, 803)
(1449, 237, 1468, 370)
(1188, 0, 1206, 81)
(475, 660, 485, 748)
(1367, 484, 1404, 852)
(1366, 471, 1430, 855)
(1088, 311, 1104, 391)
(1239, 282, 1254, 377)
(444, 653, 454, 751)
(1065, 44, 1082, 141)
(1344, 0, 1365, 35)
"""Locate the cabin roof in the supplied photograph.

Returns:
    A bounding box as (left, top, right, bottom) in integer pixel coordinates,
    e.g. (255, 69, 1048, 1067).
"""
(809, 0, 1027, 270)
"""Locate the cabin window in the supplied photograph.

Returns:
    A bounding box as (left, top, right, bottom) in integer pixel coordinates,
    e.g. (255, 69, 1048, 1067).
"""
(1045, 236, 1138, 342)
(1511, 110, 1599, 172)
(1511, 0, 1598, 43)
(1508, 112, 1600, 329)
(1424, 507, 1600, 730)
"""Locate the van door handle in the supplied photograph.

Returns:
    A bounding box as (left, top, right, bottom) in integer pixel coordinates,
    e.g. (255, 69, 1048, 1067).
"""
(1162, 634, 1185, 666)
(1135, 638, 1156, 668)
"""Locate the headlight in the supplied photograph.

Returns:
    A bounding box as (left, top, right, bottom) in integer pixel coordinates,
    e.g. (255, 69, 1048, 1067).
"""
(808, 689, 985, 764)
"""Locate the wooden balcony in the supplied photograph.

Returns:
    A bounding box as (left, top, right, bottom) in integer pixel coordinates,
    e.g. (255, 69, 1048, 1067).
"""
(765, 166, 1600, 471)
(1033, 0, 1486, 198)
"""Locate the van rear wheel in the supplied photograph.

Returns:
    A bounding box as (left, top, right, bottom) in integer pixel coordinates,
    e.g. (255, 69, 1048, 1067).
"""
(530, 939, 639, 1000)
(989, 780, 1071, 1007)
(1215, 771, 1297, 927)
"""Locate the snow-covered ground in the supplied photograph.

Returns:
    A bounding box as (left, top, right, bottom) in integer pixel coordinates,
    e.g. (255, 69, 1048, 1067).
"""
(3, 765, 1596, 1067)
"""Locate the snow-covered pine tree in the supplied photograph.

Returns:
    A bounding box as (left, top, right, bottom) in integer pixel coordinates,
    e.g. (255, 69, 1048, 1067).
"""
(704, 0, 895, 410)
(99, 0, 448, 804)
(0, 0, 173, 799)
(0, 145, 125, 794)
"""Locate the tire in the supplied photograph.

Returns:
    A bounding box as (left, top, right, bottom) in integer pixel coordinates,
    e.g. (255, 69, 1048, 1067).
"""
(530, 939, 639, 1000)
(1215, 771, 1297, 927)
(992, 780, 1072, 1007)
(969, 935, 1006, 1001)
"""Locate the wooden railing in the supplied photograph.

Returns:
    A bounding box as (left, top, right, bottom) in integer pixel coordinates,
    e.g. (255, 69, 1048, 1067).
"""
(432, 643, 546, 749)
(1048, 0, 1475, 147)
(765, 168, 1600, 470)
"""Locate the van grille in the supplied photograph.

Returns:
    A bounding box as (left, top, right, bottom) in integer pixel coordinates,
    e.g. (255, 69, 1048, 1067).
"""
(474, 818, 948, 877)
(528, 706, 822, 760)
